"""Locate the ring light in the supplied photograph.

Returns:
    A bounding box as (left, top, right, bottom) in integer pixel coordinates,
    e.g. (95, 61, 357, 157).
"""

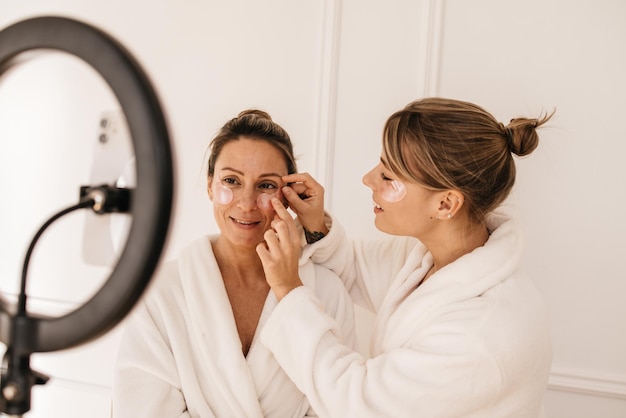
(0, 16, 173, 414)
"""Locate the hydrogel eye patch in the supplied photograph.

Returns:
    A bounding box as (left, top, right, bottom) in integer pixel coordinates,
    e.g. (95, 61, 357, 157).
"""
(212, 179, 234, 205)
(257, 188, 284, 211)
(380, 179, 407, 203)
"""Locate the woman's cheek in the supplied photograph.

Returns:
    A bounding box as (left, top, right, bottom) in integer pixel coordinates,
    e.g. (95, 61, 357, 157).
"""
(380, 180, 407, 203)
(213, 180, 234, 205)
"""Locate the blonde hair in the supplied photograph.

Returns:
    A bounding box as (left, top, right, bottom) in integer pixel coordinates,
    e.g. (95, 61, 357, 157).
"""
(382, 97, 554, 223)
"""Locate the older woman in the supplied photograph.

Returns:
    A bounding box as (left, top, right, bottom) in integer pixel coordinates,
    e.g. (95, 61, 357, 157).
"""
(113, 110, 356, 417)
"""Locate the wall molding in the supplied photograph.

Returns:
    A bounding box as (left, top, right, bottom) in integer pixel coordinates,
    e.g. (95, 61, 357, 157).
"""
(549, 367, 626, 400)
(416, 0, 444, 98)
(314, 0, 342, 208)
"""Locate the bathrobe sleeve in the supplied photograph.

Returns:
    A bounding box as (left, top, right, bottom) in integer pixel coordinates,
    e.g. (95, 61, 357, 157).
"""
(263, 214, 552, 417)
(112, 294, 190, 418)
(297, 261, 357, 418)
(261, 287, 504, 418)
(301, 214, 424, 313)
(310, 263, 358, 351)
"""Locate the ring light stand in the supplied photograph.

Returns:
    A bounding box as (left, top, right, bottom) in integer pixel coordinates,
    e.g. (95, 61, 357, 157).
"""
(0, 16, 174, 416)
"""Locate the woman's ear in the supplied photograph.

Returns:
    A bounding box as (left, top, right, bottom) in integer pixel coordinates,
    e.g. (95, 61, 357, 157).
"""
(207, 176, 214, 201)
(436, 190, 464, 220)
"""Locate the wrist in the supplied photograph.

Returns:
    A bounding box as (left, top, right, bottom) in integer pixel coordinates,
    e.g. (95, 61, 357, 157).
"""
(272, 282, 302, 301)
(303, 226, 327, 244)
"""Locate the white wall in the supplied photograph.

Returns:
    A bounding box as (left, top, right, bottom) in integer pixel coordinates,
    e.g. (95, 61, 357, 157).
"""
(437, 1, 626, 415)
(1, 1, 624, 417)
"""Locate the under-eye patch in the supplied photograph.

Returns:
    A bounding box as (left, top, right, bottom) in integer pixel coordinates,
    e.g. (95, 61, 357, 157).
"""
(380, 179, 407, 203)
(257, 188, 284, 211)
(212, 178, 234, 205)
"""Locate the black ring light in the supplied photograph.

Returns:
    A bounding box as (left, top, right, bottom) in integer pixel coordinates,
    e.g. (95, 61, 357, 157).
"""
(0, 16, 173, 414)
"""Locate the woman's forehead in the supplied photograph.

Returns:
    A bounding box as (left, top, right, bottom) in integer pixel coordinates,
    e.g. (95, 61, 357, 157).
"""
(215, 140, 288, 176)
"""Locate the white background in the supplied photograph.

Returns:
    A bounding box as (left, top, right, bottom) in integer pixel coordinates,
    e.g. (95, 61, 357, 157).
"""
(0, 1, 625, 417)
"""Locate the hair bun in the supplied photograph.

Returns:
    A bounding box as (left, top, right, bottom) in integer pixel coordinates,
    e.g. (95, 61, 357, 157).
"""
(504, 110, 554, 156)
(237, 109, 272, 121)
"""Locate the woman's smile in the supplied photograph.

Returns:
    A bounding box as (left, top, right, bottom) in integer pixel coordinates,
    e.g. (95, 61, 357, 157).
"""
(230, 216, 262, 227)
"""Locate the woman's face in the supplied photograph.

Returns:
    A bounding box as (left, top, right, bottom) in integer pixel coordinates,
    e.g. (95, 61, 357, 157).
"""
(362, 155, 440, 238)
(208, 138, 288, 250)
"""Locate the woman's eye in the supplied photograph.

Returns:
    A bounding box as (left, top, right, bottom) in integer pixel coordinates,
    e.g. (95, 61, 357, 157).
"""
(223, 177, 238, 185)
(381, 173, 393, 181)
(259, 182, 278, 190)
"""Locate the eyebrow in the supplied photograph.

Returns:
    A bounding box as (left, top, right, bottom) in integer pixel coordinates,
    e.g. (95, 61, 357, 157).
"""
(219, 167, 284, 179)
(380, 157, 390, 168)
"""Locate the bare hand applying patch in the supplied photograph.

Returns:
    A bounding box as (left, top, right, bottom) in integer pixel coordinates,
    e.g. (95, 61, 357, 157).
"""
(256, 197, 303, 301)
(279, 173, 329, 239)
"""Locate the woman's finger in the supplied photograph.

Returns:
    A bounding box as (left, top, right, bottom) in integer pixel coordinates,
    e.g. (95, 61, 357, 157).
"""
(284, 182, 307, 197)
(271, 197, 293, 222)
(263, 227, 279, 246)
(271, 200, 302, 246)
(283, 173, 323, 194)
(282, 172, 318, 185)
(281, 186, 306, 214)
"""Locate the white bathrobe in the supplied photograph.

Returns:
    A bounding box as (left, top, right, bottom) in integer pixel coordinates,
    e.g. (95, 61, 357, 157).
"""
(261, 212, 552, 418)
(112, 236, 356, 418)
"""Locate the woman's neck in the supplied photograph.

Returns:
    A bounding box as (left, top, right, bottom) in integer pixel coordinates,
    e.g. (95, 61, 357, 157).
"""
(424, 218, 490, 275)
(211, 237, 265, 283)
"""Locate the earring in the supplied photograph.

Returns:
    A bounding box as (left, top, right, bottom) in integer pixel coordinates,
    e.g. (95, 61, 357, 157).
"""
(447, 213, 452, 219)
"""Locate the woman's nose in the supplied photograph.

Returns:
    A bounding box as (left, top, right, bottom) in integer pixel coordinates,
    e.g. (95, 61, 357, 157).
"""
(362, 167, 375, 189)
(236, 188, 258, 211)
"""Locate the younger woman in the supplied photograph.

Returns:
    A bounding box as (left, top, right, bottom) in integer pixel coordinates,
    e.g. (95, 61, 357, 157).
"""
(258, 98, 553, 417)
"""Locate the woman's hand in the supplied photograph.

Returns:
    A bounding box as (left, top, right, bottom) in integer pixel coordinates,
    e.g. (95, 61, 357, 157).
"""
(256, 198, 304, 301)
(281, 173, 328, 236)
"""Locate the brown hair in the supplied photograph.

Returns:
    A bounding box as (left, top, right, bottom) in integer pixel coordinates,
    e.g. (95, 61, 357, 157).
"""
(207, 109, 297, 177)
(382, 97, 554, 224)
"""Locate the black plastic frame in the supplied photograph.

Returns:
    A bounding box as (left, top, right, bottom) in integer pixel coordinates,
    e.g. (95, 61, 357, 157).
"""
(0, 16, 173, 353)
